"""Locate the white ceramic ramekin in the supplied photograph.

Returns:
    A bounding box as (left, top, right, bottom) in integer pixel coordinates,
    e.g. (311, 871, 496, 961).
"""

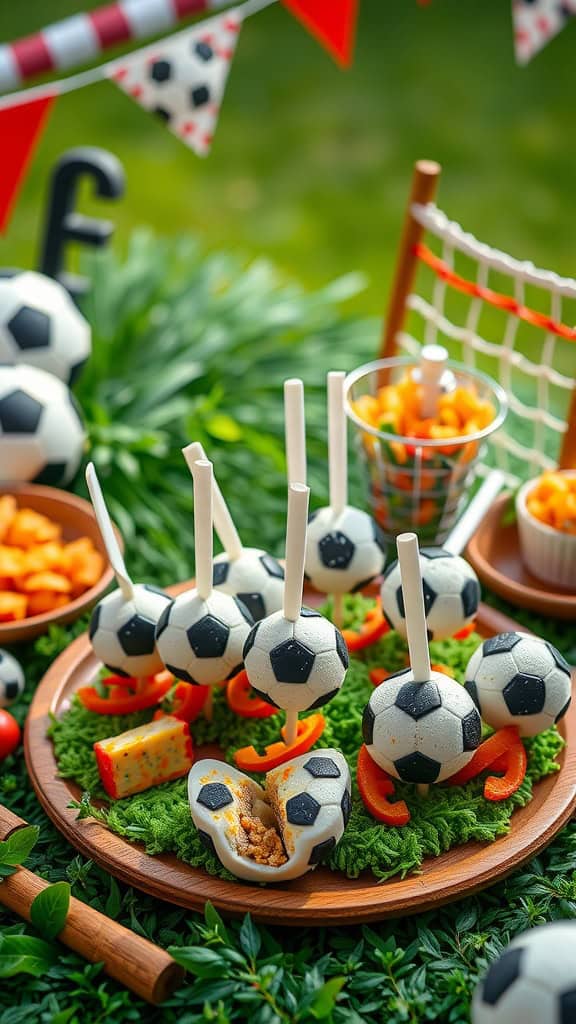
(516, 473, 576, 591)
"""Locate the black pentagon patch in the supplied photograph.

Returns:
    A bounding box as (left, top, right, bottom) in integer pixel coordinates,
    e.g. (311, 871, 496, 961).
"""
(105, 664, 131, 678)
(308, 688, 340, 709)
(197, 829, 216, 855)
(251, 684, 279, 709)
(462, 708, 481, 751)
(372, 520, 387, 555)
(0, 389, 43, 433)
(335, 628, 349, 670)
(461, 578, 480, 619)
(318, 531, 355, 570)
(422, 578, 437, 614)
(382, 558, 398, 580)
(236, 593, 263, 623)
(481, 947, 524, 1006)
(34, 463, 68, 486)
(420, 547, 451, 560)
(396, 585, 405, 618)
(3, 680, 19, 700)
(546, 642, 572, 676)
(197, 783, 233, 811)
(285, 792, 320, 826)
(68, 357, 87, 387)
(7, 306, 51, 350)
(213, 561, 229, 586)
(187, 615, 229, 658)
(394, 751, 441, 784)
(191, 85, 210, 107)
(464, 679, 480, 710)
(396, 681, 441, 720)
(194, 40, 214, 61)
(243, 623, 260, 660)
(143, 584, 169, 597)
(341, 788, 352, 827)
(300, 607, 320, 618)
(118, 614, 156, 656)
(270, 639, 314, 683)
(503, 673, 546, 716)
(89, 603, 101, 641)
(304, 756, 341, 779)
(153, 107, 171, 123)
(150, 59, 171, 82)
(308, 836, 336, 865)
(260, 554, 284, 579)
(155, 602, 172, 639)
(560, 989, 576, 1024)
(164, 663, 199, 685)
(555, 696, 571, 723)
(362, 704, 375, 745)
(483, 632, 522, 656)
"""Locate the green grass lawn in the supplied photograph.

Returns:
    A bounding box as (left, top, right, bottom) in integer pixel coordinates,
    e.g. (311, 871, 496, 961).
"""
(2, 0, 576, 315)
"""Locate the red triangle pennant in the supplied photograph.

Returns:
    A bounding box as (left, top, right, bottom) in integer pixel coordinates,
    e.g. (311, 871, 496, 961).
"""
(0, 93, 55, 233)
(281, 0, 358, 68)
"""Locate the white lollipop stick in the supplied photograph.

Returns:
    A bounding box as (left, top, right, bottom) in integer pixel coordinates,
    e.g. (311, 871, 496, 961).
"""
(419, 344, 449, 419)
(328, 371, 347, 515)
(192, 459, 214, 602)
(283, 483, 310, 622)
(443, 471, 506, 556)
(183, 442, 243, 561)
(284, 378, 307, 485)
(85, 462, 133, 601)
(396, 533, 431, 683)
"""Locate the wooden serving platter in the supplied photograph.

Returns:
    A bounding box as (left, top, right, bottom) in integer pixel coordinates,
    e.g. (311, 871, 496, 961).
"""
(25, 587, 576, 926)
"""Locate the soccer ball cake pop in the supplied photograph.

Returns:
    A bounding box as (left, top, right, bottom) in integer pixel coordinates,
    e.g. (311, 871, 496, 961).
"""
(183, 442, 284, 622)
(86, 463, 171, 679)
(155, 458, 254, 688)
(305, 372, 386, 625)
(0, 650, 24, 707)
(362, 533, 481, 791)
(464, 632, 572, 737)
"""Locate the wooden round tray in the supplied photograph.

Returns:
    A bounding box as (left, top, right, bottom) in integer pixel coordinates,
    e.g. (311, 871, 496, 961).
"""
(25, 590, 576, 925)
(466, 494, 576, 621)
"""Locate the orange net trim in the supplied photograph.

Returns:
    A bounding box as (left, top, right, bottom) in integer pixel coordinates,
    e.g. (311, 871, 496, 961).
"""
(414, 242, 576, 342)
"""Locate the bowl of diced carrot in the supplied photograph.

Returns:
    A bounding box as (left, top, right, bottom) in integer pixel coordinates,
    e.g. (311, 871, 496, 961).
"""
(516, 471, 576, 591)
(0, 484, 115, 644)
(344, 357, 507, 544)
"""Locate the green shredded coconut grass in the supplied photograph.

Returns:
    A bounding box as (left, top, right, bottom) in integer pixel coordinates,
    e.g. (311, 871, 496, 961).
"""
(49, 598, 565, 882)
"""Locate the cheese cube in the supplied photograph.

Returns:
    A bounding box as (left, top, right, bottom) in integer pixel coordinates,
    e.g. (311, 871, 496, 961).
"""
(94, 716, 193, 799)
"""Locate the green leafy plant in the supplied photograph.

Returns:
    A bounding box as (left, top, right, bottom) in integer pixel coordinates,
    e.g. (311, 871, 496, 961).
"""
(0, 826, 39, 878)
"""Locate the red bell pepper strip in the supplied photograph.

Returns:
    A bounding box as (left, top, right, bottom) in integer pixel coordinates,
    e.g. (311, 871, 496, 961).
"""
(369, 668, 391, 686)
(153, 680, 209, 723)
(484, 741, 527, 802)
(453, 622, 476, 640)
(356, 744, 410, 826)
(342, 600, 390, 653)
(226, 669, 277, 718)
(447, 726, 520, 786)
(78, 672, 173, 715)
(233, 713, 325, 772)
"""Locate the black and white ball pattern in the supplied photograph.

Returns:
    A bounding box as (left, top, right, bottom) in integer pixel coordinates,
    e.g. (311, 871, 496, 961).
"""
(0, 270, 91, 385)
(155, 589, 253, 686)
(464, 631, 572, 737)
(362, 669, 481, 784)
(472, 922, 576, 1024)
(0, 364, 85, 486)
(381, 548, 481, 641)
(213, 548, 284, 622)
(0, 649, 24, 708)
(243, 608, 349, 713)
(304, 505, 386, 594)
(90, 584, 172, 678)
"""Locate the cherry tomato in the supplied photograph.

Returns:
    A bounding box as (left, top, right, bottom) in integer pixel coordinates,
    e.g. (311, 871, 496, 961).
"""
(0, 709, 20, 759)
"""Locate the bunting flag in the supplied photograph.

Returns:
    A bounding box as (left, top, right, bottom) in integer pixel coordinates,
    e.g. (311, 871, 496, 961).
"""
(0, 94, 55, 232)
(513, 0, 576, 64)
(106, 10, 243, 156)
(281, 0, 358, 67)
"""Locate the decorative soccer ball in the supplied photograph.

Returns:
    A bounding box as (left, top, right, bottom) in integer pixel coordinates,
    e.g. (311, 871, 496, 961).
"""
(155, 589, 253, 686)
(90, 584, 172, 678)
(213, 548, 284, 622)
(0, 364, 86, 486)
(381, 548, 481, 641)
(362, 669, 481, 784)
(243, 608, 349, 713)
(0, 270, 91, 385)
(464, 631, 572, 737)
(304, 505, 386, 594)
(0, 649, 24, 707)
(472, 922, 576, 1024)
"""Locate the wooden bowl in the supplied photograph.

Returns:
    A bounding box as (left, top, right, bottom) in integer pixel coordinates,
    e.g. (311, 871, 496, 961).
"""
(0, 484, 114, 645)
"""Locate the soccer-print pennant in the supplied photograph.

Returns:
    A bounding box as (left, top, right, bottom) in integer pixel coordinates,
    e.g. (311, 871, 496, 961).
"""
(512, 0, 576, 65)
(107, 9, 243, 156)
